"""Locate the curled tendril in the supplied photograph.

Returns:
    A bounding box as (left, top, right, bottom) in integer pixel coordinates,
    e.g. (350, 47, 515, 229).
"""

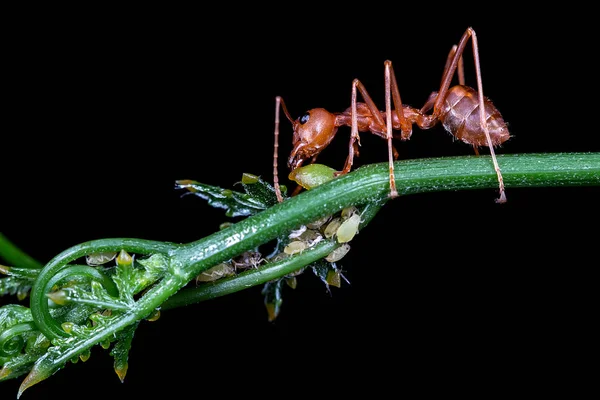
(48, 265, 120, 297)
(30, 238, 179, 340)
(0, 321, 38, 357)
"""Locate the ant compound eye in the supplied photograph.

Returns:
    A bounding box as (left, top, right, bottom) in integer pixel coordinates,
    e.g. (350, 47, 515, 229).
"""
(299, 112, 310, 125)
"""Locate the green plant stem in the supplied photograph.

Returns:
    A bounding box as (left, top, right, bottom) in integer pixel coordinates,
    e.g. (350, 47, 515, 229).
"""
(163, 152, 600, 308)
(163, 240, 340, 309)
(0, 233, 42, 270)
(170, 152, 600, 279)
(27, 153, 600, 338)
(11, 153, 600, 395)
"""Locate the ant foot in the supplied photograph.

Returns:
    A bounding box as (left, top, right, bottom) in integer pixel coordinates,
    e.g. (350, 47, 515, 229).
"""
(495, 192, 507, 204)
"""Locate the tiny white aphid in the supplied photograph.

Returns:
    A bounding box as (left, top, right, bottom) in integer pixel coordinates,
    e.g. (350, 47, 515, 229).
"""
(288, 225, 307, 239)
(232, 251, 265, 270)
(284, 241, 307, 255)
(323, 217, 342, 239)
(341, 206, 359, 219)
(325, 243, 351, 262)
(296, 228, 323, 247)
(196, 263, 236, 283)
(86, 252, 117, 266)
(306, 215, 331, 230)
(306, 234, 323, 247)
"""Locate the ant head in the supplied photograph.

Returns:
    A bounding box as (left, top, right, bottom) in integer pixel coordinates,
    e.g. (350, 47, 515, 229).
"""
(288, 108, 338, 170)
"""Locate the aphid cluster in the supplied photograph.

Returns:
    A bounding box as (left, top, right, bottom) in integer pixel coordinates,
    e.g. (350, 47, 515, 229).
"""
(195, 206, 361, 283)
(193, 206, 363, 321)
(195, 250, 266, 283)
(283, 205, 360, 257)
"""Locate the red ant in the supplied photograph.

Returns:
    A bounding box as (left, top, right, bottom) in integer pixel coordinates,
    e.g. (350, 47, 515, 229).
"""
(272, 27, 510, 204)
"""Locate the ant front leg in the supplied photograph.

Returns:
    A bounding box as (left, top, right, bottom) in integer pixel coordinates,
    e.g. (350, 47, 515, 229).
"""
(273, 96, 284, 203)
(273, 96, 296, 203)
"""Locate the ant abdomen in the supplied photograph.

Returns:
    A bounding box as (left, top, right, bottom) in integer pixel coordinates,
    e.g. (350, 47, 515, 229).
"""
(440, 85, 510, 148)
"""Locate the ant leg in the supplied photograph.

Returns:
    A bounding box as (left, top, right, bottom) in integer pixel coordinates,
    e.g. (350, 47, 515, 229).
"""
(457, 47, 465, 86)
(340, 61, 411, 198)
(453, 44, 483, 162)
(291, 185, 303, 197)
(353, 139, 360, 158)
(444, 45, 465, 86)
(273, 97, 284, 203)
(338, 80, 363, 175)
(420, 92, 437, 114)
(384, 61, 399, 198)
(428, 27, 507, 203)
(457, 48, 480, 160)
(469, 29, 506, 203)
(273, 96, 296, 203)
(421, 45, 465, 114)
(339, 77, 398, 197)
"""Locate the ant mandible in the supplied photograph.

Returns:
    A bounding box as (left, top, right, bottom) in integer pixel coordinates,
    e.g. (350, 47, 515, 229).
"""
(273, 27, 510, 204)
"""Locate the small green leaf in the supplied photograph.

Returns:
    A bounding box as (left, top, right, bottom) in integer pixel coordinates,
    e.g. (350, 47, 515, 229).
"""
(176, 179, 268, 217)
(325, 269, 342, 288)
(0, 265, 38, 280)
(146, 309, 160, 322)
(1, 354, 39, 383)
(111, 252, 169, 301)
(135, 254, 169, 292)
(55, 284, 130, 312)
(285, 276, 297, 289)
(116, 250, 133, 267)
(1, 271, 37, 300)
(79, 350, 91, 362)
(0, 305, 32, 329)
(311, 260, 341, 293)
(239, 174, 283, 207)
(262, 279, 285, 322)
(46, 290, 70, 306)
(61, 322, 74, 334)
(241, 173, 259, 184)
(110, 323, 137, 383)
(112, 260, 136, 301)
(17, 355, 57, 398)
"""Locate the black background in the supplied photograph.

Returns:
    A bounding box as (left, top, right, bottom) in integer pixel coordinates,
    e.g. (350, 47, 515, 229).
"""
(1, 6, 598, 399)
